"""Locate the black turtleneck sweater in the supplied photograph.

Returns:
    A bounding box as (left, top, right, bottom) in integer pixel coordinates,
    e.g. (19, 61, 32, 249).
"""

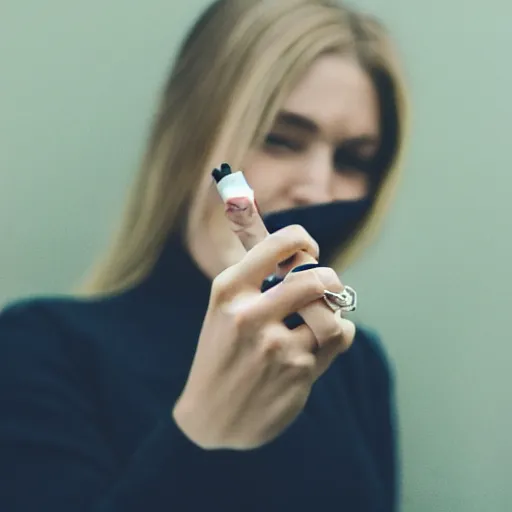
(0, 239, 398, 511)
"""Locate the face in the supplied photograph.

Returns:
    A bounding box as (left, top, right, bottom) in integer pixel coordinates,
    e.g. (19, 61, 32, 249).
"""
(242, 54, 381, 213)
(186, 54, 381, 277)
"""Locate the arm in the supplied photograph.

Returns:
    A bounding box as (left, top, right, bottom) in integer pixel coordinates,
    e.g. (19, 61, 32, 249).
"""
(0, 301, 250, 511)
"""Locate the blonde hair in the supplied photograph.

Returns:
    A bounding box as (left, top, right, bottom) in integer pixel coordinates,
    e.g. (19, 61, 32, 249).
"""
(82, 0, 409, 295)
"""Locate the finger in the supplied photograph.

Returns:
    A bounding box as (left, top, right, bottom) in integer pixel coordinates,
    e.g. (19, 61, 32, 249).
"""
(283, 323, 320, 353)
(280, 314, 355, 368)
(230, 225, 320, 287)
(212, 165, 269, 252)
(213, 166, 320, 276)
(295, 268, 350, 351)
(224, 196, 318, 273)
(224, 198, 318, 274)
(313, 315, 356, 378)
(299, 301, 345, 349)
(224, 197, 269, 251)
(250, 267, 344, 322)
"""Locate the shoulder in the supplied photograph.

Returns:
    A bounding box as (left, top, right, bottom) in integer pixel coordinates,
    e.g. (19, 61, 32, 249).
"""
(0, 288, 136, 335)
(0, 293, 136, 405)
(0, 294, 105, 337)
(0, 295, 77, 342)
(0, 286, 167, 378)
(0, 294, 112, 370)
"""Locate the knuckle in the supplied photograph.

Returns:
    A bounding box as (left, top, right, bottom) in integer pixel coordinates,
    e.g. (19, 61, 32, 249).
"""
(211, 268, 236, 302)
(285, 269, 324, 297)
(285, 224, 310, 239)
(285, 354, 316, 378)
(304, 272, 327, 297)
(259, 335, 285, 358)
(338, 319, 356, 353)
(218, 297, 258, 332)
(339, 334, 354, 353)
(323, 319, 345, 343)
(228, 306, 256, 331)
(315, 267, 343, 292)
(275, 224, 318, 252)
(333, 323, 346, 341)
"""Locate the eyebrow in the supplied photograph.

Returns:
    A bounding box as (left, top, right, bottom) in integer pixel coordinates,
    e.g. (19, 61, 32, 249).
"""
(274, 110, 319, 134)
(274, 110, 380, 151)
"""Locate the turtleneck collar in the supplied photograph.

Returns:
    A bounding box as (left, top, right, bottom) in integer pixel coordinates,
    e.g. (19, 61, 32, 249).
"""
(135, 233, 213, 313)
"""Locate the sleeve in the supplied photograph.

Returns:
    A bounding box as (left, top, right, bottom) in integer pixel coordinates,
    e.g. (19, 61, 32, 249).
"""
(363, 330, 400, 512)
(0, 301, 252, 512)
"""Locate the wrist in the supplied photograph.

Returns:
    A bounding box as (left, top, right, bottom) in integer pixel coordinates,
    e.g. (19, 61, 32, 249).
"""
(172, 395, 220, 450)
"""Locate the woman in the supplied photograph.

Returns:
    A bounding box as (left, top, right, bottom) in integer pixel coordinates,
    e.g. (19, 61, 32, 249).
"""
(0, 0, 407, 510)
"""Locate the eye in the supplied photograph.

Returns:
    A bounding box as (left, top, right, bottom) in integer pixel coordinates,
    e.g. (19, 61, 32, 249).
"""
(264, 133, 303, 152)
(334, 148, 376, 175)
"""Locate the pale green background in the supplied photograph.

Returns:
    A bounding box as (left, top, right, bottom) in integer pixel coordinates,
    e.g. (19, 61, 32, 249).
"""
(1, 1, 511, 511)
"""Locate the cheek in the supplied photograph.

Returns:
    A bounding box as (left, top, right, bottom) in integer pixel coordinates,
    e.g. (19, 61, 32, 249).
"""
(242, 152, 294, 210)
(331, 173, 371, 200)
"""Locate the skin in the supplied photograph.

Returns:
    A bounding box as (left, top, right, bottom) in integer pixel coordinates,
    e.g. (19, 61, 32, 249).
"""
(174, 226, 355, 449)
(174, 54, 380, 449)
(186, 54, 381, 279)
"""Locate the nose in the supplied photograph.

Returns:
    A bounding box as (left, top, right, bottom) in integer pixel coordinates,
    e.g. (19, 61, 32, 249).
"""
(290, 150, 333, 206)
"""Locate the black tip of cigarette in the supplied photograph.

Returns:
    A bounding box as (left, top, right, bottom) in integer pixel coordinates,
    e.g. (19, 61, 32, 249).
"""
(211, 163, 232, 183)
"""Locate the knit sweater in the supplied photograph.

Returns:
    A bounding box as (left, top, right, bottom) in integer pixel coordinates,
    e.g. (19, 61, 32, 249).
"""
(0, 238, 398, 511)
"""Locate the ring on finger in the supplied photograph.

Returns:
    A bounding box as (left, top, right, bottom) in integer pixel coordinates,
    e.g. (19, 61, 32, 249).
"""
(323, 286, 357, 312)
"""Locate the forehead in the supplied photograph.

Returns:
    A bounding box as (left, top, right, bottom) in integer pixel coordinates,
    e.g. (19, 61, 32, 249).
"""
(280, 54, 380, 139)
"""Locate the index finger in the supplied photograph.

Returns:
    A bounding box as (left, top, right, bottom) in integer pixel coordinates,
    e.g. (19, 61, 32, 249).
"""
(224, 196, 269, 251)
(211, 163, 319, 287)
(231, 225, 320, 287)
(212, 164, 269, 251)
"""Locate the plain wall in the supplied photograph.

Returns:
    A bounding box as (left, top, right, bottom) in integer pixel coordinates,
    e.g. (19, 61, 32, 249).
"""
(1, 1, 511, 510)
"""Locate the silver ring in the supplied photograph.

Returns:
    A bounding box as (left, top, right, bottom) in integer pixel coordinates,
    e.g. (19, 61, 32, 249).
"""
(323, 286, 357, 312)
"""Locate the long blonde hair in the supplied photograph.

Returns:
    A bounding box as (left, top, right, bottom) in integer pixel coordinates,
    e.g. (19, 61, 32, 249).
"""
(82, 0, 409, 295)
